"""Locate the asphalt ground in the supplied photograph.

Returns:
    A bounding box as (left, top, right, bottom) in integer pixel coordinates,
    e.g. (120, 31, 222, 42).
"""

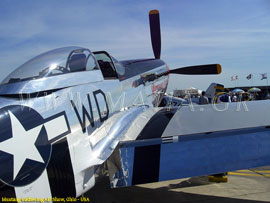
(87, 166, 270, 203)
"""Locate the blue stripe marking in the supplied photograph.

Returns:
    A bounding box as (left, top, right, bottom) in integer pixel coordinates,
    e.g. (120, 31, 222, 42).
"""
(114, 126, 270, 187)
(159, 129, 270, 181)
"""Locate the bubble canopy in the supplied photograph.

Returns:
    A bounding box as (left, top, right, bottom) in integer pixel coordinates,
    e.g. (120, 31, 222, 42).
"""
(2, 46, 98, 84)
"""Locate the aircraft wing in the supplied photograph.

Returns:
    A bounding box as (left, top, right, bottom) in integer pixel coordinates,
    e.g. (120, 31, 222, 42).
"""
(100, 101, 270, 187)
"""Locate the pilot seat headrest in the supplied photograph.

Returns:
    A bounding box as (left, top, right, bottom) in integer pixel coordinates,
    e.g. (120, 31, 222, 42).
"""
(69, 54, 86, 72)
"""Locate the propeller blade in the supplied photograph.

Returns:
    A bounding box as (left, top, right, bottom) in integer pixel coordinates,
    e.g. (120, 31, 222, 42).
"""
(170, 64, 222, 75)
(149, 10, 161, 59)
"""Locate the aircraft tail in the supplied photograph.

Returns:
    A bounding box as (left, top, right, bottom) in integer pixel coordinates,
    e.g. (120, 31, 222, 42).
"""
(205, 83, 224, 102)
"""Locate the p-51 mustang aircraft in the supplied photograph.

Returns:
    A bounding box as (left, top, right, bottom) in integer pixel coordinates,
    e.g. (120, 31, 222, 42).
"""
(1, 10, 270, 201)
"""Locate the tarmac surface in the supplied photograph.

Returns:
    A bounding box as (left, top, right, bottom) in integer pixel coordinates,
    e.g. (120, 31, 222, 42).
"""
(87, 166, 270, 203)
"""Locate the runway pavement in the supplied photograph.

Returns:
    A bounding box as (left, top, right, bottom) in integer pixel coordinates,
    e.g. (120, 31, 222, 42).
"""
(87, 166, 270, 203)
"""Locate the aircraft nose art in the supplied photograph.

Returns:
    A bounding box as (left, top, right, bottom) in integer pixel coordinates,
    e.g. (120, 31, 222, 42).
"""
(0, 105, 52, 187)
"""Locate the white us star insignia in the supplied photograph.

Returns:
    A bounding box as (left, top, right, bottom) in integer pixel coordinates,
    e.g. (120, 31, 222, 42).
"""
(0, 111, 44, 179)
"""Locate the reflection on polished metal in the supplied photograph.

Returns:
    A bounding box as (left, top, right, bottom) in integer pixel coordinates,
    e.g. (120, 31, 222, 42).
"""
(0, 70, 104, 95)
(93, 105, 149, 161)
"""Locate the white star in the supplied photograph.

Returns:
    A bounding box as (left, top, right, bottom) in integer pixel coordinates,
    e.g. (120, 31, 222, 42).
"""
(0, 111, 44, 179)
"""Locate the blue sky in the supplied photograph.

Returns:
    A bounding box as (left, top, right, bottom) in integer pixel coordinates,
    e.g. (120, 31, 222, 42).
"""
(0, 0, 270, 92)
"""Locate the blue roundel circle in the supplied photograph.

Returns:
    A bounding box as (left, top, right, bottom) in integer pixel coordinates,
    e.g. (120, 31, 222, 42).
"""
(0, 105, 52, 187)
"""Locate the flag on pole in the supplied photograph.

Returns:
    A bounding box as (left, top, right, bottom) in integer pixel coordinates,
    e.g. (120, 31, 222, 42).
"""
(231, 75, 238, 81)
(261, 73, 267, 80)
(246, 74, 252, 80)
